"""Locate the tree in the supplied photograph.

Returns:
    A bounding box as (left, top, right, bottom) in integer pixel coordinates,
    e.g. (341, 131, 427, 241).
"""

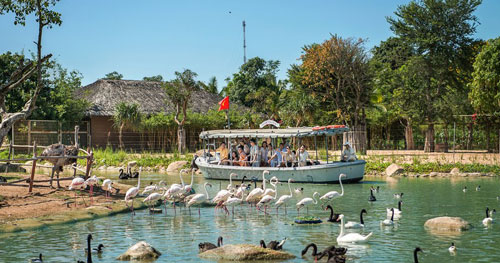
(300, 35, 371, 153)
(164, 69, 200, 153)
(0, 0, 61, 145)
(143, 75, 163, 82)
(113, 102, 141, 150)
(387, 0, 481, 151)
(104, 71, 123, 80)
(226, 57, 282, 117)
(200, 76, 218, 94)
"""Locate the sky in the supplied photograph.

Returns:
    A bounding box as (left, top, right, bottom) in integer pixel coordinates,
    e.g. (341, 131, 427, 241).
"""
(1, 0, 499, 88)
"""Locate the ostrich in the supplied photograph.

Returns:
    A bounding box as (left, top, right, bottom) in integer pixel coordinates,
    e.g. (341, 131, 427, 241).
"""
(41, 126, 80, 188)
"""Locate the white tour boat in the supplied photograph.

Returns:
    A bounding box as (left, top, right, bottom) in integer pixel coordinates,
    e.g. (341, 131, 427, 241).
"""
(194, 126, 366, 184)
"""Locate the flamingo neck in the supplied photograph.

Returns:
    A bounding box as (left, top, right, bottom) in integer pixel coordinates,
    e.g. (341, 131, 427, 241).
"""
(190, 171, 194, 186)
(273, 184, 278, 199)
(288, 180, 293, 197)
(137, 171, 141, 189)
(179, 172, 185, 186)
(312, 193, 318, 204)
(262, 173, 267, 189)
(204, 183, 210, 199)
(229, 174, 233, 186)
(339, 175, 344, 196)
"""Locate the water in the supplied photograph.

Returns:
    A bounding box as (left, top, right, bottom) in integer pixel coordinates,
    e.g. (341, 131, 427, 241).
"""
(2, 173, 500, 262)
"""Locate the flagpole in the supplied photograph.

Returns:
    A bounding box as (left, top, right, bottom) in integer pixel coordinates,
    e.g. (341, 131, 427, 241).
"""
(226, 109, 231, 129)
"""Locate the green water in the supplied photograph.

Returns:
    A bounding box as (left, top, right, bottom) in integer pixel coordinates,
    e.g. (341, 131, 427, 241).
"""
(1, 173, 500, 262)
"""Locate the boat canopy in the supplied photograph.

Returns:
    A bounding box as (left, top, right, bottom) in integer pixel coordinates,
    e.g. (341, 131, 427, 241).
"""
(199, 126, 350, 139)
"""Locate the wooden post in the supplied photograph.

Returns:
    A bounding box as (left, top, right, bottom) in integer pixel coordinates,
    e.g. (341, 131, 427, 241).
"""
(28, 141, 37, 193)
(4, 139, 13, 173)
(85, 147, 93, 178)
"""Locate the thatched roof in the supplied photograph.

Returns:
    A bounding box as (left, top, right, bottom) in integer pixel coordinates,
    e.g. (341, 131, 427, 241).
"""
(75, 79, 225, 116)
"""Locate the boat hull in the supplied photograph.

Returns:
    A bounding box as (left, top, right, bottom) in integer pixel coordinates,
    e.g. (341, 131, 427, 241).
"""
(195, 158, 365, 184)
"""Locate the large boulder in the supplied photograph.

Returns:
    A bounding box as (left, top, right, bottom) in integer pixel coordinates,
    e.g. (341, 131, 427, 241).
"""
(424, 217, 471, 231)
(199, 244, 295, 261)
(117, 241, 161, 260)
(385, 164, 404, 177)
(450, 167, 460, 174)
(166, 161, 188, 173)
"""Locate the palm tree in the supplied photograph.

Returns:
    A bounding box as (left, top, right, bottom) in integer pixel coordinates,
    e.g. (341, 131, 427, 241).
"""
(113, 102, 141, 149)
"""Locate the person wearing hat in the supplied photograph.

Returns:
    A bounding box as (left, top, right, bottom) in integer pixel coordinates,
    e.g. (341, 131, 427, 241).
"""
(341, 141, 357, 162)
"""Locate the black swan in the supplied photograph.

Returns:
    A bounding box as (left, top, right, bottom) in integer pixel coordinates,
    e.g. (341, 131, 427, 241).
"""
(414, 247, 423, 263)
(325, 205, 341, 222)
(29, 253, 43, 263)
(318, 250, 346, 263)
(199, 236, 223, 253)
(118, 168, 129, 179)
(259, 238, 287, 250)
(369, 189, 377, 202)
(78, 234, 93, 263)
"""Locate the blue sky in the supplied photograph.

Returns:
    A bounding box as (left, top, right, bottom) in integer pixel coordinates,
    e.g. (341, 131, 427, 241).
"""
(1, 0, 499, 88)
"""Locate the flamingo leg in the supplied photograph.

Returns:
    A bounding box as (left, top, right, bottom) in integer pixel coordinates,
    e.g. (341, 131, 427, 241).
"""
(284, 205, 287, 215)
(306, 207, 309, 215)
(198, 207, 201, 217)
(297, 208, 300, 216)
(74, 191, 77, 207)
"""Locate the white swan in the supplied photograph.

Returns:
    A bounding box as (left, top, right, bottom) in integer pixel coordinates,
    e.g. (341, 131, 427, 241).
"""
(381, 208, 395, 226)
(345, 209, 367, 229)
(337, 214, 372, 243)
(296, 192, 319, 215)
(386, 200, 403, 217)
(482, 207, 495, 226)
(319, 174, 346, 205)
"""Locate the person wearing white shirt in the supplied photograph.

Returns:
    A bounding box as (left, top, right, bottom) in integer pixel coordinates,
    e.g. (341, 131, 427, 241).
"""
(341, 141, 357, 162)
(298, 145, 310, 166)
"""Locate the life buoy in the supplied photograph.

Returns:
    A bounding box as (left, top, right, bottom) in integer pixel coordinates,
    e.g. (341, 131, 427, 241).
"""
(333, 125, 345, 128)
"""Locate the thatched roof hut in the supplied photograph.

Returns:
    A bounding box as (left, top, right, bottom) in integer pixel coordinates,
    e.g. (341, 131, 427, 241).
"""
(75, 79, 223, 116)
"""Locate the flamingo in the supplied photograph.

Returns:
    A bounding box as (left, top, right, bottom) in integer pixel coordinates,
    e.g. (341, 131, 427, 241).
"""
(257, 185, 278, 214)
(124, 167, 142, 214)
(223, 193, 245, 215)
(319, 174, 345, 207)
(182, 169, 196, 195)
(296, 192, 320, 215)
(143, 187, 166, 212)
(275, 179, 294, 214)
(142, 181, 166, 195)
(69, 177, 87, 207)
(263, 176, 278, 197)
(246, 171, 269, 205)
(85, 175, 99, 205)
(101, 179, 113, 200)
(187, 182, 212, 216)
(226, 172, 238, 191)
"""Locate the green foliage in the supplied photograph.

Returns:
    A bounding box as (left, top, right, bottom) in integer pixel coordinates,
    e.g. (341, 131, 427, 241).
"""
(225, 57, 282, 117)
(200, 76, 218, 94)
(163, 69, 200, 125)
(104, 71, 123, 80)
(90, 147, 193, 168)
(143, 75, 163, 82)
(113, 102, 141, 130)
(0, 0, 62, 27)
(470, 37, 500, 115)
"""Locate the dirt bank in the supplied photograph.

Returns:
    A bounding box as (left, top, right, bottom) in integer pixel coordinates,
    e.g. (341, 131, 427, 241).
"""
(0, 173, 146, 233)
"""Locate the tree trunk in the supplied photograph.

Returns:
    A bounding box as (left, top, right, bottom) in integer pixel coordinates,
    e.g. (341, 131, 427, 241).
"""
(443, 125, 449, 153)
(177, 125, 186, 153)
(467, 122, 473, 150)
(424, 123, 435, 152)
(404, 119, 415, 150)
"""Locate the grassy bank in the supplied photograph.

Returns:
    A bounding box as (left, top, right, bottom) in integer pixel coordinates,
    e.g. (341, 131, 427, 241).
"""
(365, 157, 500, 174)
(85, 148, 194, 168)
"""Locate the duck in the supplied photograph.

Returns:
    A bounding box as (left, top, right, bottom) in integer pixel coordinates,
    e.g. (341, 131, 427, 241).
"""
(476, 185, 481, 191)
(386, 200, 403, 217)
(368, 189, 376, 202)
(199, 236, 223, 253)
(345, 209, 367, 229)
(85, 244, 104, 254)
(29, 253, 43, 263)
(376, 186, 380, 193)
(463, 186, 467, 193)
(294, 187, 304, 195)
(414, 247, 423, 263)
(325, 205, 341, 222)
(482, 207, 496, 226)
(381, 208, 395, 226)
(448, 242, 456, 253)
(259, 238, 287, 250)
(394, 192, 403, 199)
(337, 214, 372, 243)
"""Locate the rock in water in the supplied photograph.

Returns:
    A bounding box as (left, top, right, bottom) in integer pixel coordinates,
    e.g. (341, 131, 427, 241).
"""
(424, 217, 471, 231)
(385, 164, 404, 176)
(450, 167, 460, 174)
(117, 241, 161, 260)
(199, 244, 295, 261)
(166, 161, 188, 173)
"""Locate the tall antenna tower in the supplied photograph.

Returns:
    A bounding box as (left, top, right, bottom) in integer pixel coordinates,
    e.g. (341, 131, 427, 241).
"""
(242, 20, 247, 64)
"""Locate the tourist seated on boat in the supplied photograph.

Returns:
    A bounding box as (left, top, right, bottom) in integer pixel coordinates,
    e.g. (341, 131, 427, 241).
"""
(267, 143, 273, 163)
(260, 141, 268, 166)
(230, 151, 239, 166)
(249, 139, 261, 167)
(341, 141, 357, 162)
(243, 139, 251, 160)
(282, 146, 296, 167)
(236, 146, 248, 166)
(216, 142, 230, 165)
(268, 145, 282, 167)
(298, 145, 311, 166)
(279, 143, 286, 155)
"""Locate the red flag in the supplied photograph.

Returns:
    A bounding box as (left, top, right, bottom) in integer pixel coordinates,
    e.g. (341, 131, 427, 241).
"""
(218, 96, 229, 111)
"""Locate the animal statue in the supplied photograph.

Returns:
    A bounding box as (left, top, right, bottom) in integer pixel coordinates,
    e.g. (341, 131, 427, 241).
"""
(40, 126, 79, 188)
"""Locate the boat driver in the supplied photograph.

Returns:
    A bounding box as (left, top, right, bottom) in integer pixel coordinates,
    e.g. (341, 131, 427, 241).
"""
(216, 142, 230, 165)
(341, 141, 357, 162)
